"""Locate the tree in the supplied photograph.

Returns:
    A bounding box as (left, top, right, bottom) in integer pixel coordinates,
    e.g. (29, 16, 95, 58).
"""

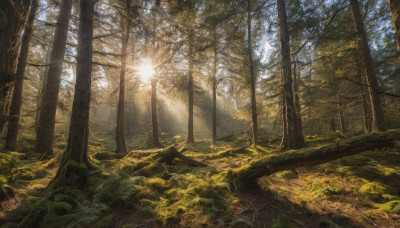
(247, 0, 258, 145)
(5, 0, 39, 150)
(349, 0, 386, 131)
(115, 0, 136, 154)
(58, 0, 95, 172)
(276, 0, 304, 149)
(388, 0, 400, 50)
(0, 0, 32, 136)
(35, 0, 73, 155)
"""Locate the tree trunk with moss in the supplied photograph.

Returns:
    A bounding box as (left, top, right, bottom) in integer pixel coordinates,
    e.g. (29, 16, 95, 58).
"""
(388, 0, 400, 50)
(5, 0, 38, 150)
(349, 0, 385, 132)
(229, 130, 400, 188)
(0, 0, 32, 136)
(35, 0, 73, 156)
(116, 22, 131, 154)
(248, 0, 258, 145)
(277, 0, 304, 149)
(58, 0, 95, 173)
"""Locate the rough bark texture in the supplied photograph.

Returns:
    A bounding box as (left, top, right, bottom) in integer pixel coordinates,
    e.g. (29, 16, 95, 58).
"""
(5, 0, 38, 150)
(277, 0, 304, 149)
(388, 0, 400, 50)
(229, 130, 400, 188)
(116, 23, 131, 154)
(248, 0, 258, 145)
(35, 0, 73, 155)
(187, 30, 194, 143)
(58, 0, 95, 173)
(0, 0, 32, 136)
(349, 0, 385, 132)
(151, 79, 161, 147)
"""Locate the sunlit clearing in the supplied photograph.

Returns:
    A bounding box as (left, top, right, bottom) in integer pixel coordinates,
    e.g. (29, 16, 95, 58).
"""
(138, 62, 155, 82)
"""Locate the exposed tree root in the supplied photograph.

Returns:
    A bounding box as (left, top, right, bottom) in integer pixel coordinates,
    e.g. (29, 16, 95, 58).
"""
(228, 130, 400, 189)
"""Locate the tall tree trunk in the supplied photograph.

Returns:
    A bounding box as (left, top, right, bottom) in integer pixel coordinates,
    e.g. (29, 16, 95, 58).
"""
(58, 0, 94, 173)
(329, 59, 346, 133)
(151, 79, 161, 147)
(0, 0, 32, 136)
(116, 23, 131, 154)
(247, 0, 258, 145)
(330, 118, 335, 132)
(277, 0, 304, 149)
(293, 62, 304, 138)
(388, 0, 400, 50)
(5, 0, 39, 150)
(212, 26, 218, 146)
(349, 0, 385, 131)
(187, 30, 194, 143)
(35, 0, 73, 155)
(35, 44, 52, 135)
(281, 94, 287, 148)
(356, 61, 372, 133)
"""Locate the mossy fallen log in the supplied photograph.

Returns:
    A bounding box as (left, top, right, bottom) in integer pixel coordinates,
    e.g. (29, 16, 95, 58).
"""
(145, 147, 207, 167)
(228, 130, 400, 189)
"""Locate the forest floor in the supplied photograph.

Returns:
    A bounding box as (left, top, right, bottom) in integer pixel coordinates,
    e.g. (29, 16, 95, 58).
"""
(0, 131, 400, 227)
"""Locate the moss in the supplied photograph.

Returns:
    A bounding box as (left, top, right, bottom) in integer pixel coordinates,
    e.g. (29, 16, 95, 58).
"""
(275, 170, 298, 180)
(359, 182, 389, 199)
(48, 202, 73, 215)
(41, 214, 77, 228)
(18, 200, 48, 227)
(95, 214, 116, 228)
(146, 177, 169, 192)
(375, 200, 400, 214)
(49, 161, 89, 192)
(0, 175, 14, 202)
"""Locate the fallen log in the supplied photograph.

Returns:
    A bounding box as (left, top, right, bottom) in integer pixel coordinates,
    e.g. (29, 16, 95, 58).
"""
(147, 147, 208, 167)
(228, 130, 400, 189)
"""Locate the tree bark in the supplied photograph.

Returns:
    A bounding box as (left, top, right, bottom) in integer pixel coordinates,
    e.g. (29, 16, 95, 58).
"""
(116, 23, 131, 154)
(229, 130, 400, 188)
(357, 61, 372, 133)
(5, 0, 39, 150)
(58, 0, 95, 173)
(329, 59, 346, 133)
(0, 0, 32, 136)
(187, 30, 194, 143)
(281, 92, 287, 148)
(388, 0, 400, 50)
(247, 0, 258, 145)
(277, 0, 304, 149)
(151, 79, 161, 147)
(35, 43, 52, 135)
(35, 0, 73, 155)
(293, 62, 304, 138)
(212, 26, 218, 146)
(349, 0, 385, 131)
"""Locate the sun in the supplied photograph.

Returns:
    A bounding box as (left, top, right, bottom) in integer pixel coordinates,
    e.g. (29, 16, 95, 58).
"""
(138, 62, 155, 82)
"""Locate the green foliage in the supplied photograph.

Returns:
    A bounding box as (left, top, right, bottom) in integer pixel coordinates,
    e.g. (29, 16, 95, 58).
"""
(359, 182, 389, 199)
(375, 200, 400, 214)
